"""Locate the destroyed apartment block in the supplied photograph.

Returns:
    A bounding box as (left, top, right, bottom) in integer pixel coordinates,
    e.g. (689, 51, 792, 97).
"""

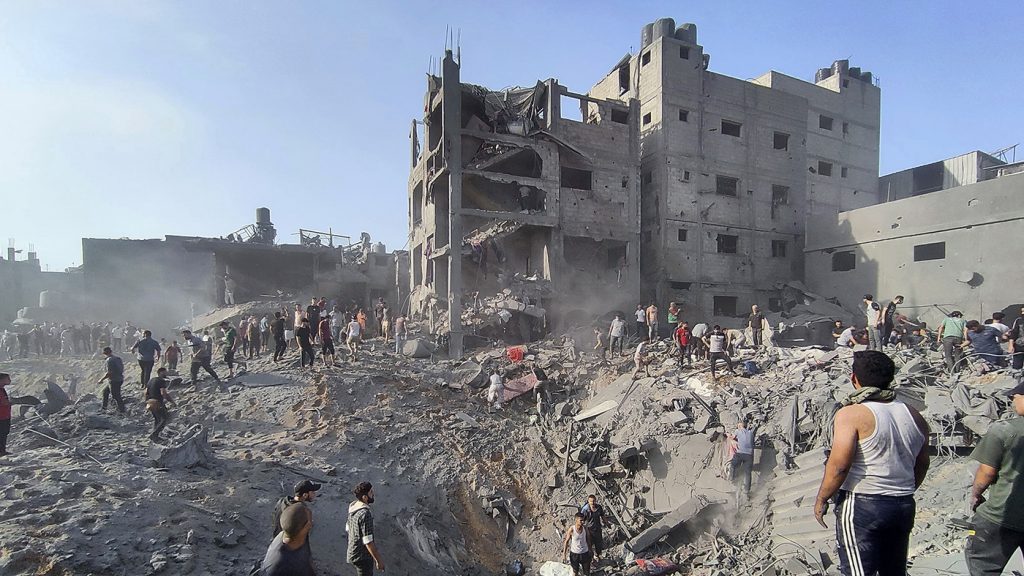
(408, 49, 641, 357)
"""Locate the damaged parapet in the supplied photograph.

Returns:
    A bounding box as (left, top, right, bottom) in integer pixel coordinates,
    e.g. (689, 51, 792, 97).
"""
(407, 49, 642, 357)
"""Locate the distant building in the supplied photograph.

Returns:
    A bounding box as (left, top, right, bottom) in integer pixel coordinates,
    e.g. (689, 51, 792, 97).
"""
(804, 164, 1024, 325)
(0, 246, 80, 326)
(878, 150, 1007, 202)
(588, 18, 880, 326)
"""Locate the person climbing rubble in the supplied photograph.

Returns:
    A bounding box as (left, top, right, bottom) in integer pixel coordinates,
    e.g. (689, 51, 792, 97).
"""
(936, 310, 967, 372)
(145, 367, 175, 442)
(223, 274, 237, 306)
(965, 381, 1024, 575)
(580, 495, 610, 563)
(182, 329, 221, 388)
(130, 329, 161, 388)
(260, 503, 315, 576)
(347, 481, 385, 576)
(964, 320, 1007, 370)
(592, 328, 606, 359)
(98, 346, 126, 414)
(813, 350, 930, 576)
(608, 313, 626, 356)
(562, 512, 593, 576)
(0, 373, 11, 457)
(487, 368, 504, 412)
(727, 419, 757, 503)
(219, 321, 246, 378)
(632, 341, 651, 379)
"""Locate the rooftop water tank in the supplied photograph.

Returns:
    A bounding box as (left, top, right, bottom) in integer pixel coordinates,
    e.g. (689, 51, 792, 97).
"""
(653, 18, 676, 41)
(39, 290, 62, 309)
(831, 59, 849, 77)
(641, 23, 654, 48)
(256, 207, 272, 225)
(372, 242, 387, 254)
(675, 23, 697, 44)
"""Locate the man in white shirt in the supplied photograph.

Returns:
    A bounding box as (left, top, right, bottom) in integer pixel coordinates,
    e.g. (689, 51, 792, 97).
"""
(989, 313, 1010, 335)
(863, 294, 883, 351)
(346, 316, 362, 362)
(633, 305, 646, 339)
(704, 325, 736, 379)
(608, 314, 626, 356)
(837, 326, 857, 348)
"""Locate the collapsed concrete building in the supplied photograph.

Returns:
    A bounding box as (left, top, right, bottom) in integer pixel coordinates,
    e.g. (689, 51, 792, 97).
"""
(805, 153, 1024, 325)
(589, 18, 880, 327)
(0, 245, 81, 326)
(407, 50, 642, 357)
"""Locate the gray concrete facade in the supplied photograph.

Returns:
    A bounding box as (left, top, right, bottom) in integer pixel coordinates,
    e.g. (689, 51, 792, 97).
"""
(804, 170, 1024, 326)
(589, 18, 880, 328)
(878, 150, 1004, 202)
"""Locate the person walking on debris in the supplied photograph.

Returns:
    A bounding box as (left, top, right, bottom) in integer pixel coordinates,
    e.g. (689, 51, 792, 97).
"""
(728, 419, 756, 502)
(748, 305, 766, 348)
(964, 320, 1007, 370)
(0, 373, 12, 457)
(374, 298, 387, 340)
(487, 369, 504, 412)
(260, 314, 271, 356)
(562, 512, 593, 576)
(260, 503, 315, 576)
(1008, 306, 1024, 370)
(882, 295, 905, 348)
(393, 313, 408, 355)
(145, 367, 175, 442)
(347, 481, 385, 576)
(813, 350, 930, 576)
(306, 299, 321, 344)
(247, 317, 261, 359)
(271, 312, 288, 363)
(331, 306, 346, 347)
(272, 480, 320, 540)
(318, 315, 336, 368)
(98, 346, 126, 414)
(592, 328, 606, 359)
(182, 329, 221, 388)
(165, 340, 181, 374)
(608, 313, 626, 357)
(634, 305, 645, 340)
(219, 321, 246, 378)
(964, 381, 1024, 575)
(632, 341, 651, 379)
(223, 274, 237, 305)
(704, 325, 736, 379)
(580, 495, 609, 563)
(936, 310, 968, 373)
(645, 301, 659, 342)
(675, 322, 691, 367)
(357, 308, 368, 338)
(130, 330, 161, 388)
(295, 319, 316, 369)
(863, 294, 884, 351)
(346, 315, 362, 362)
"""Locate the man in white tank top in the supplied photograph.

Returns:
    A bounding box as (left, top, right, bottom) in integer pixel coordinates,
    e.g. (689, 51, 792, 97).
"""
(813, 350, 930, 576)
(561, 512, 592, 575)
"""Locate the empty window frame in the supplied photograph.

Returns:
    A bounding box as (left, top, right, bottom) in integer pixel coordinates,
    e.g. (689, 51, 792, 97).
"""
(773, 131, 790, 150)
(611, 109, 629, 124)
(819, 115, 834, 131)
(682, 170, 691, 181)
(715, 175, 739, 196)
(818, 161, 833, 177)
(677, 229, 688, 242)
(678, 109, 689, 122)
(716, 234, 738, 254)
(642, 112, 652, 125)
(679, 46, 690, 59)
(713, 296, 738, 317)
(560, 167, 592, 190)
(641, 51, 651, 66)
(721, 120, 742, 137)
(670, 281, 692, 290)
(618, 65, 630, 92)
(771, 184, 790, 205)
(841, 166, 848, 178)
(641, 171, 653, 185)
(771, 240, 787, 258)
(832, 251, 856, 271)
(913, 242, 946, 262)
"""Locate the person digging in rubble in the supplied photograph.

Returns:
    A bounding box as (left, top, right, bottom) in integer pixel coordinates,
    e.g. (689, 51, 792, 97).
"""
(487, 369, 504, 412)
(98, 346, 126, 414)
(726, 327, 746, 356)
(704, 326, 736, 379)
(272, 479, 320, 541)
(592, 327, 606, 359)
(318, 314, 336, 368)
(0, 373, 12, 457)
(182, 329, 221, 388)
(347, 481, 385, 575)
(346, 315, 362, 362)
(260, 502, 315, 576)
(813, 350, 930, 576)
(145, 367, 175, 442)
(748, 305, 766, 348)
(690, 322, 709, 361)
(219, 321, 246, 378)
(608, 313, 626, 357)
(964, 381, 1024, 575)
(963, 320, 1007, 370)
(580, 495, 610, 563)
(631, 341, 651, 379)
(295, 318, 316, 369)
(562, 511, 593, 576)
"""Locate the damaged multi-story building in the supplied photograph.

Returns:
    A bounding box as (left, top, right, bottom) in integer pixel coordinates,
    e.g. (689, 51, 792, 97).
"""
(407, 50, 642, 357)
(588, 18, 880, 325)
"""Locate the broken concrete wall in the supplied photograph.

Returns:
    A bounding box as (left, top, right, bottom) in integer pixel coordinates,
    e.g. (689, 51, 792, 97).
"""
(804, 171, 1024, 322)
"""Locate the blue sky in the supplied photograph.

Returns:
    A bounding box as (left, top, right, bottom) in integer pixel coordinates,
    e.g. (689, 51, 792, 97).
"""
(2, 1, 1021, 271)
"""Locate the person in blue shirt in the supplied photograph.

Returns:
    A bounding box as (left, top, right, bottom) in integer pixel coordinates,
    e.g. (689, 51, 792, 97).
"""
(130, 330, 162, 388)
(964, 320, 1006, 368)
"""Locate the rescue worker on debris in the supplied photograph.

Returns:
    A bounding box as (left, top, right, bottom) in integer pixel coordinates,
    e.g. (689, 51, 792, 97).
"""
(813, 350, 930, 576)
(580, 495, 610, 563)
(562, 511, 593, 576)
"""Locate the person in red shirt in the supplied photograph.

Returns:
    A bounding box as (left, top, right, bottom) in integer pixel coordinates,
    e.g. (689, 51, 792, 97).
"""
(0, 372, 12, 456)
(675, 323, 692, 368)
(318, 315, 336, 368)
